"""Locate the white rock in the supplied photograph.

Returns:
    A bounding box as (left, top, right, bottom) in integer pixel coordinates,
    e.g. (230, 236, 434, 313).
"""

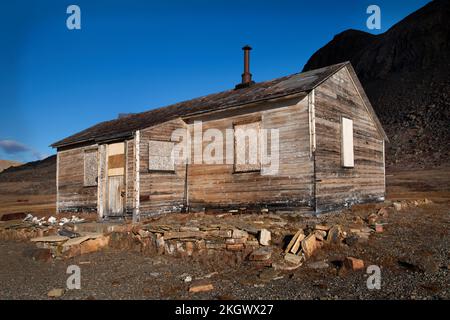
(259, 229, 271, 246)
(48, 216, 57, 224)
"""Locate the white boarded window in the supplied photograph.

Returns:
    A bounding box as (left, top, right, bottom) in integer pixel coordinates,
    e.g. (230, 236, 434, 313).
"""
(234, 121, 261, 173)
(341, 117, 354, 168)
(149, 140, 175, 172)
(84, 149, 98, 186)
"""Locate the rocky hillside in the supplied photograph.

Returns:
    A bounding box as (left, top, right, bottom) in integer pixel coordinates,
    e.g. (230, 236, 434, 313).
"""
(303, 0, 450, 168)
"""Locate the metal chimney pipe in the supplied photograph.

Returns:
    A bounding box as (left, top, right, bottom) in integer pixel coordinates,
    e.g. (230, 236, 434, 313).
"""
(242, 45, 252, 84)
(235, 45, 255, 89)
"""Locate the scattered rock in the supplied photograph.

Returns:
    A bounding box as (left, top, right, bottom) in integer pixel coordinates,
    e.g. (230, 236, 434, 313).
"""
(47, 288, 65, 298)
(185, 241, 194, 256)
(326, 225, 342, 244)
(344, 257, 364, 271)
(189, 284, 214, 293)
(249, 247, 272, 261)
(344, 235, 359, 246)
(259, 229, 271, 246)
(258, 268, 280, 281)
(374, 223, 384, 233)
(314, 225, 330, 231)
(179, 226, 200, 232)
(284, 253, 302, 265)
(307, 261, 329, 269)
(232, 229, 248, 239)
(80, 236, 110, 255)
(30, 235, 69, 243)
(272, 259, 303, 271)
(367, 213, 378, 225)
(23, 248, 52, 262)
(301, 234, 318, 258)
(377, 207, 389, 217)
(226, 237, 247, 245)
(226, 244, 244, 251)
(314, 230, 327, 241)
(184, 276, 192, 283)
(393, 202, 403, 211)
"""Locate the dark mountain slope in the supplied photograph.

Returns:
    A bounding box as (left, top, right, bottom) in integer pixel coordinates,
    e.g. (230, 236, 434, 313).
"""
(303, 0, 450, 167)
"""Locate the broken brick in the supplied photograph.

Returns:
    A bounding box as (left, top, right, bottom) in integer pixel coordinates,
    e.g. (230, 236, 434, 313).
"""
(344, 257, 364, 271)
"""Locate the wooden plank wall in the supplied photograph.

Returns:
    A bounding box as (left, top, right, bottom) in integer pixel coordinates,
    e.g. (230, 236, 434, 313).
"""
(139, 119, 187, 215)
(186, 98, 314, 210)
(125, 139, 135, 214)
(314, 66, 385, 212)
(57, 145, 98, 212)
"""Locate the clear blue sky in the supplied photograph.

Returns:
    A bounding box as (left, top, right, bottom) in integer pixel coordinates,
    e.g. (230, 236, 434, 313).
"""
(0, 0, 430, 162)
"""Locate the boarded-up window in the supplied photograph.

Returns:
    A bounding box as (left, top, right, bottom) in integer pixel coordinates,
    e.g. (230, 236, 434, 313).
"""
(341, 117, 354, 168)
(84, 149, 98, 186)
(149, 140, 175, 171)
(107, 142, 125, 176)
(234, 122, 261, 172)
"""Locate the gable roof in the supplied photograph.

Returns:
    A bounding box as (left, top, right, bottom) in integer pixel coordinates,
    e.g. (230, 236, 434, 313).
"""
(51, 62, 387, 148)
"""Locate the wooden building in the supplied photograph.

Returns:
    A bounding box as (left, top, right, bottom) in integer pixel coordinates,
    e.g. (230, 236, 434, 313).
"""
(52, 54, 388, 220)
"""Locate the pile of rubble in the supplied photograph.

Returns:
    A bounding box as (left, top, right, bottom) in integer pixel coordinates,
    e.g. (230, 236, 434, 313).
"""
(1, 198, 434, 267)
(126, 222, 272, 258)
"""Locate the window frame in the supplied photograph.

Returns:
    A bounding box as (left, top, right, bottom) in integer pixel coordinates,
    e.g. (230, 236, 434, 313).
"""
(148, 139, 176, 173)
(83, 148, 98, 187)
(341, 116, 355, 168)
(233, 120, 262, 174)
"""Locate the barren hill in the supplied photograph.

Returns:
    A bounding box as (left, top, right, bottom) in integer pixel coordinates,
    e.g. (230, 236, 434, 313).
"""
(0, 160, 22, 173)
(0, 155, 56, 195)
(303, 0, 450, 168)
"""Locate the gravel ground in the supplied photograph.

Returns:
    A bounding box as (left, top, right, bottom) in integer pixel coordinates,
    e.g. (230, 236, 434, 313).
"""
(0, 201, 448, 300)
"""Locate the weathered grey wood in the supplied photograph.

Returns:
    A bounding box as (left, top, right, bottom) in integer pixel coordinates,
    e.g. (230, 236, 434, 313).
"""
(108, 175, 124, 216)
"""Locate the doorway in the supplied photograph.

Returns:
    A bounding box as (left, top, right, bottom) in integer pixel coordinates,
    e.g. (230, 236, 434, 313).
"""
(106, 142, 125, 217)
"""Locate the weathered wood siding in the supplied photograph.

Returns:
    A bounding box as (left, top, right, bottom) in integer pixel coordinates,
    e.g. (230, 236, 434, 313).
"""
(186, 97, 314, 210)
(314, 66, 385, 212)
(139, 119, 187, 215)
(57, 145, 98, 212)
(125, 139, 135, 214)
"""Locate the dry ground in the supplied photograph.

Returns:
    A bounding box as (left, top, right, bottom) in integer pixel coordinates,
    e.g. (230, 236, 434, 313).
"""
(0, 166, 449, 300)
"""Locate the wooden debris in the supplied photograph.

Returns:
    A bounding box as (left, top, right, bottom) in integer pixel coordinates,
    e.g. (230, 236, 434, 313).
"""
(285, 230, 304, 254)
(258, 229, 271, 246)
(30, 235, 69, 243)
(189, 284, 214, 293)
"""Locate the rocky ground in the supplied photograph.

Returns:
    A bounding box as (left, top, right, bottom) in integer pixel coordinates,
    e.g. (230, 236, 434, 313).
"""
(0, 167, 449, 300)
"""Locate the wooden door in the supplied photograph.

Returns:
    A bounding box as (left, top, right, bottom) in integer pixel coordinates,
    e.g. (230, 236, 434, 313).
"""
(108, 176, 124, 216)
(106, 142, 125, 217)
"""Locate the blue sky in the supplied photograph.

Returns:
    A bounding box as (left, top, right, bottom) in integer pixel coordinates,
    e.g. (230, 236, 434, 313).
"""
(0, 0, 430, 162)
